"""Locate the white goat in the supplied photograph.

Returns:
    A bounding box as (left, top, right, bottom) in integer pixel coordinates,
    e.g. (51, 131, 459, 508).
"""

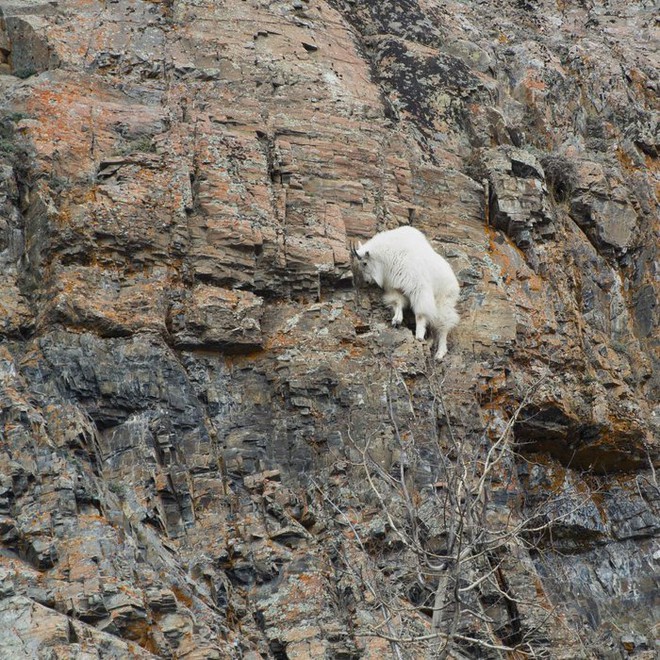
(352, 226, 460, 360)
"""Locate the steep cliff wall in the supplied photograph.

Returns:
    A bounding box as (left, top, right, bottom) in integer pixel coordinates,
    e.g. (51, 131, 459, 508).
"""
(0, 1, 658, 658)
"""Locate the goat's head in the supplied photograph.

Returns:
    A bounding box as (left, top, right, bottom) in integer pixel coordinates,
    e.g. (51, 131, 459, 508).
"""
(350, 241, 375, 283)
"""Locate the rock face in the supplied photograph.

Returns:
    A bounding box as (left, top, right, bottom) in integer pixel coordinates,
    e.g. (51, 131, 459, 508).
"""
(0, 0, 658, 657)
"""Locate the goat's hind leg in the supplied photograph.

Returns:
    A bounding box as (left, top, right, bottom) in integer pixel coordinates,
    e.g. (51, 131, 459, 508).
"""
(413, 290, 437, 341)
(433, 301, 460, 361)
(414, 314, 428, 340)
(434, 327, 449, 360)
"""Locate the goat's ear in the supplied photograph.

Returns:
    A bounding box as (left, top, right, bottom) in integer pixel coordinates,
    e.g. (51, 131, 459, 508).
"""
(363, 250, 370, 259)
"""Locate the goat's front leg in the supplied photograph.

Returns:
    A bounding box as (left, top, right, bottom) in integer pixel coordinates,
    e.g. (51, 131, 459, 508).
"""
(383, 291, 406, 326)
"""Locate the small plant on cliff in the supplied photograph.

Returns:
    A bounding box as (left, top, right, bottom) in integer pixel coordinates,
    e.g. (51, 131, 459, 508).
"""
(0, 114, 29, 164)
(0, 136, 16, 159)
(114, 135, 157, 156)
(108, 481, 127, 497)
(13, 66, 38, 79)
(540, 153, 578, 204)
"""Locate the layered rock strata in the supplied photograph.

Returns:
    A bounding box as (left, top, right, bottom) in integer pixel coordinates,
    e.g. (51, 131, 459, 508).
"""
(0, 0, 658, 657)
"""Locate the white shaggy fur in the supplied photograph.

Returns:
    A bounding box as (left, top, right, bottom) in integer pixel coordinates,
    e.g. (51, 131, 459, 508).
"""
(354, 226, 460, 360)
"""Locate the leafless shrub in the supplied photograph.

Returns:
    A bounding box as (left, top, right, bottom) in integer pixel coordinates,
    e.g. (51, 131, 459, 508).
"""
(315, 368, 599, 658)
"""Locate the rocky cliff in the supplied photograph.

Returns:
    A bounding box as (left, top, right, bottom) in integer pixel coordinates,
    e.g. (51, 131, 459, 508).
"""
(0, 0, 658, 658)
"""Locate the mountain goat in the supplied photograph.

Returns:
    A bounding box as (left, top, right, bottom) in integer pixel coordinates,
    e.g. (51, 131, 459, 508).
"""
(352, 226, 460, 360)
